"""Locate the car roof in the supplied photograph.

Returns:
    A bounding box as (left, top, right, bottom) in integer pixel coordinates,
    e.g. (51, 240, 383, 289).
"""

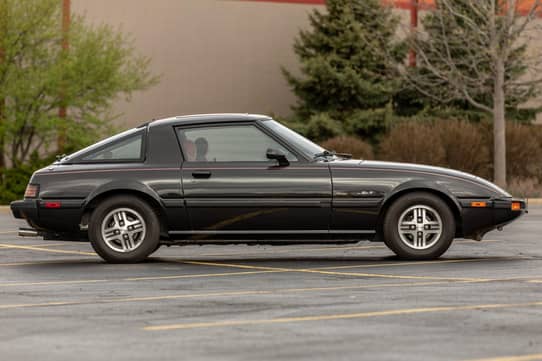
(147, 113, 272, 128)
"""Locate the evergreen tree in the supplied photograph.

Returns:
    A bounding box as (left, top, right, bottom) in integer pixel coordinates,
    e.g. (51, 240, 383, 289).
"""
(283, 0, 406, 140)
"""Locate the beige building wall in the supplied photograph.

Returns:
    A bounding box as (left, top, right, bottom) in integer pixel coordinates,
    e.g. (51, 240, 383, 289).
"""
(73, 0, 542, 128)
(72, 0, 322, 128)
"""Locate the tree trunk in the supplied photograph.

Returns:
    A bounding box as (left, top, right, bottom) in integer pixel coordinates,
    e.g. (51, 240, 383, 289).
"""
(57, 0, 71, 153)
(0, 0, 6, 172)
(0, 100, 5, 171)
(493, 58, 506, 188)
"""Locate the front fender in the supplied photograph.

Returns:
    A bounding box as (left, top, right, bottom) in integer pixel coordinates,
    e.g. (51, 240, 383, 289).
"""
(381, 179, 461, 213)
(376, 180, 463, 239)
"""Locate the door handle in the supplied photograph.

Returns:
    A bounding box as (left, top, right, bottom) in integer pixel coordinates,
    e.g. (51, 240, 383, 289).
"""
(192, 171, 212, 179)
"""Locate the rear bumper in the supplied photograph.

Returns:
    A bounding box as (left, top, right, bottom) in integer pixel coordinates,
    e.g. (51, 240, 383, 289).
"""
(11, 198, 84, 233)
(459, 198, 527, 240)
(10, 199, 39, 221)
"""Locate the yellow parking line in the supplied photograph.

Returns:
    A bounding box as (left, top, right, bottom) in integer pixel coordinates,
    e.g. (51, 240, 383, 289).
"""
(0, 237, 502, 260)
(143, 300, 542, 331)
(0, 243, 96, 256)
(122, 270, 279, 281)
(0, 270, 282, 288)
(0, 280, 468, 310)
(313, 256, 527, 271)
(0, 301, 79, 309)
(465, 354, 542, 361)
(0, 259, 99, 267)
(4, 268, 537, 290)
(0, 242, 68, 249)
(182, 260, 492, 282)
(0, 279, 109, 287)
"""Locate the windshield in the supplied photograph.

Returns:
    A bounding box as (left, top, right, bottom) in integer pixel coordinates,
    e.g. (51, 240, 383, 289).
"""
(262, 120, 325, 159)
(57, 127, 143, 163)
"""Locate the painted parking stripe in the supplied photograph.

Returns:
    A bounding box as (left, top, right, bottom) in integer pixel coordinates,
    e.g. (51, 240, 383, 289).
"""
(0, 270, 281, 288)
(465, 354, 542, 361)
(143, 300, 542, 331)
(0, 259, 99, 267)
(0, 280, 476, 310)
(313, 255, 528, 271)
(0, 242, 68, 248)
(0, 258, 531, 288)
(182, 260, 493, 282)
(0, 238, 501, 262)
(0, 243, 96, 256)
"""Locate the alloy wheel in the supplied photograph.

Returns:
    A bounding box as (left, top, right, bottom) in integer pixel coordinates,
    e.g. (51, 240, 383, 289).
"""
(100, 207, 147, 253)
(397, 204, 443, 250)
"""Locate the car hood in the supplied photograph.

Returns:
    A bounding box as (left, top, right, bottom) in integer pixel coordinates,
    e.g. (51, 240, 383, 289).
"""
(330, 159, 511, 198)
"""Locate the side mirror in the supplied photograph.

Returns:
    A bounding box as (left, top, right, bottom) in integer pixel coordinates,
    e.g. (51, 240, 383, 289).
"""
(266, 148, 289, 167)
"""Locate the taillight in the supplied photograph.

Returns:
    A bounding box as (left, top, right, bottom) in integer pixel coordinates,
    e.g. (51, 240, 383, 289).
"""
(24, 184, 39, 198)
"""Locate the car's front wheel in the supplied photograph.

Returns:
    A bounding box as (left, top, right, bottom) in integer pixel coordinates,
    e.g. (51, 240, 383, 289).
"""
(383, 192, 455, 260)
(88, 195, 160, 263)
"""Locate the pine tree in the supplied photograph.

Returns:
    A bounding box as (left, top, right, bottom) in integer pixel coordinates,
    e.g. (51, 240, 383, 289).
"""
(283, 0, 406, 140)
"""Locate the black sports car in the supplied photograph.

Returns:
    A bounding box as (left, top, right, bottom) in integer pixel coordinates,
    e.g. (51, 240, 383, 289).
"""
(11, 114, 526, 263)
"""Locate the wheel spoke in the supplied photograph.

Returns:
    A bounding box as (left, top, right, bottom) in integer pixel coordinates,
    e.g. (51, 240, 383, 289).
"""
(103, 229, 119, 242)
(419, 208, 426, 224)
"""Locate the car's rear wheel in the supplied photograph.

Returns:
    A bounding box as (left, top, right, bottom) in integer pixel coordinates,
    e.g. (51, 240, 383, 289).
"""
(383, 192, 455, 260)
(89, 195, 160, 263)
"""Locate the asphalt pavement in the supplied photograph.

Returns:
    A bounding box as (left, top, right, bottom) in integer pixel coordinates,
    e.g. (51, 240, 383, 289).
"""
(0, 206, 541, 361)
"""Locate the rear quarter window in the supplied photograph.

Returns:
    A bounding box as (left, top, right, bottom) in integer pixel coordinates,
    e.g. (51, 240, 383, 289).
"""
(68, 130, 146, 163)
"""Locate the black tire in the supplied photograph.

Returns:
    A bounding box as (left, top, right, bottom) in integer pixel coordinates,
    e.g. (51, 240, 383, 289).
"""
(382, 192, 455, 260)
(88, 195, 160, 263)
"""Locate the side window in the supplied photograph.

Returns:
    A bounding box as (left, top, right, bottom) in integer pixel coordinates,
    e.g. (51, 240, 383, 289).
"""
(82, 133, 144, 161)
(177, 125, 297, 162)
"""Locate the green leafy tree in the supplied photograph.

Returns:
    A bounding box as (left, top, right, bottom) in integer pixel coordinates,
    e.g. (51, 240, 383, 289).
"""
(0, 0, 158, 200)
(283, 0, 406, 140)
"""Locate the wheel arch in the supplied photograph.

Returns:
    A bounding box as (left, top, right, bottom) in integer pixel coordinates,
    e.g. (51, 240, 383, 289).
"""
(81, 184, 169, 237)
(376, 185, 463, 240)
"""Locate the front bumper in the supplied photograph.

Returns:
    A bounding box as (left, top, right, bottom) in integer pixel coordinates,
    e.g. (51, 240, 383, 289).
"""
(459, 197, 527, 240)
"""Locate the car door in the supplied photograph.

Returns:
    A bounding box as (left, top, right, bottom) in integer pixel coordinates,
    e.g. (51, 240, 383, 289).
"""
(177, 122, 332, 235)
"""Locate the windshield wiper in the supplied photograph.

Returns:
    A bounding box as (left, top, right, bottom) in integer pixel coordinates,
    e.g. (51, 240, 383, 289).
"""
(313, 150, 353, 160)
(313, 150, 336, 159)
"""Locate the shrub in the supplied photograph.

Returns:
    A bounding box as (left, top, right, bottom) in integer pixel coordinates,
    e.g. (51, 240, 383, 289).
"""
(0, 153, 56, 204)
(378, 120, 446, 166)
(505, 122, 542, 180)
(320, 136, 374, 159)
(377, 119, 542, 196)
(437, 120, 492, 179)
(507, 177, 542, 198)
